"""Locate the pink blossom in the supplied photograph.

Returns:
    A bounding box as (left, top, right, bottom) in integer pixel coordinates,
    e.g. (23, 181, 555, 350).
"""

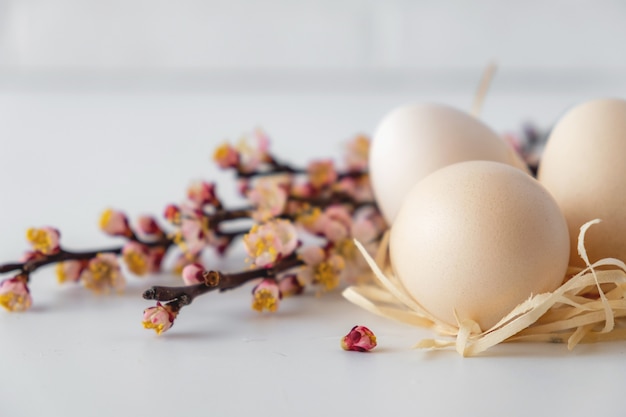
(341, 325, 377, 352)
(122, 242, 150, 276)
(0, 276, 32, 312)
(142, 302, 176, 335)
(187, 181, 217, 207)
(243, 219, 298, 267)
(182, 263, 205, 285)
(26, 227, 60, 255)
(314, 205, 353, 242)
(251, 279, 282, 312)
(235, 132, 271, 173)
(136, 215, 162, 236)
(307, 159, 338, 189)
(180, 217, 210, 254)
(299, 246, 325, 266)
(278, 275, 304, 297)
(163, 204, 181, 225)
(247, 178, 288, 222)
(344, 135, 370, 171)
(80, 253, 126, 294)
(172, 250, 203, 276)
(253, 128, 271, 155)
(178, 203, 212, 253)
(99, 209, 131, 237)
(351, 215, 378, 244)
(299, 252, 345, 291)
(56, 260, 85, 283)
(213, 143, 240, 169)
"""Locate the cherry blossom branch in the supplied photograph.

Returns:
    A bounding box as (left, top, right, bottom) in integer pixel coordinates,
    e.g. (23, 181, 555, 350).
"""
(142, 252, 304, 305)
(0, 246, 123, 275)
(0, 232, 173, 277)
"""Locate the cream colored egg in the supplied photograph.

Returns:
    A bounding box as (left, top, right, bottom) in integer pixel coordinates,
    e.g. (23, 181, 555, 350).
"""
(390, 161, 569, 331)
(370, 103, 529, 224)
(538, 98, 626, 268)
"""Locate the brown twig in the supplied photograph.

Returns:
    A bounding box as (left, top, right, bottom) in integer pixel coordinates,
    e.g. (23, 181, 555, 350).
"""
(142, 252, 305, 306)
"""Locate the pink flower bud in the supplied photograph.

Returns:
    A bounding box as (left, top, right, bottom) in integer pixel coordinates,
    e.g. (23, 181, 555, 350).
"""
(122, 242, 150, 276)
(25, 227, 60, 255)
(99, 209, 131, 237)
(236, 133, 271, 173)
(187, 181, 218, 207)
(344, 135, 370, 171)
(56, 260, 85, 284)
(251, 279, 282, 313)
(247, 179, 288, 222)
(213, 143, 240, 169)
(299, 246, 325, 266)
(341, 325, 377, 352)
(142, 302, 176, 335)
(180, 217, 208, 253)
(278, 275, 304, 297)
(254, 128, 271, 155)
(182, 263, 205, 285)
(351, 216, 378, 244)
(163, 204, 181, 225)
(307, 159, 338, 189)
(136, 215, 162, 236)
(172, 251, 202, 276)
(0, 276, 32, 312)
(311, 205, 353, 242)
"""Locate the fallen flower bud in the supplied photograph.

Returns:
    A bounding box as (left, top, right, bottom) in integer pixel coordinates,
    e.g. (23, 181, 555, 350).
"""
(341, 325, 377, 352)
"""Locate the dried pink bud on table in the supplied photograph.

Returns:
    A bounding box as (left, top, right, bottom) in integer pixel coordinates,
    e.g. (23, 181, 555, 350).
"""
(341, 325, 377, 352)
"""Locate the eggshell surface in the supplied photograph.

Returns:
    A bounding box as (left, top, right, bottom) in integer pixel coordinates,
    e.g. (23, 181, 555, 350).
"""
(370, 103, 528, 223)
(538, 98, 626, 268)
(390, 161, 569, 331)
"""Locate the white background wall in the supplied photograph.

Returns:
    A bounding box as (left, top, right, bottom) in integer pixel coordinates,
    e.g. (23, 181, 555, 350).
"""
(1, 0, 625, 73)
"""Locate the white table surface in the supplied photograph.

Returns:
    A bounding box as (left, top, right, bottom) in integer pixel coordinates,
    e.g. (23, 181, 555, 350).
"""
(2, 73, 626, 417)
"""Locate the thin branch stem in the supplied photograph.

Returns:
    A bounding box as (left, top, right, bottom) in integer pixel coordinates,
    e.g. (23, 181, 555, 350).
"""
(0, 236, 174, 276)
(143, 253, 305, 304)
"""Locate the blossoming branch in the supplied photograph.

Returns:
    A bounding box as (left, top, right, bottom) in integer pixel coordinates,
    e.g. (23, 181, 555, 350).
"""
(142, 131, 385, 333)
(0, 129, 387, 336)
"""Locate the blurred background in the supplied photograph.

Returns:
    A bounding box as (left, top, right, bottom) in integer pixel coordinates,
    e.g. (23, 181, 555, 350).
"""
(1, 0, 626, 244)
(1, 0, 626, 90)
